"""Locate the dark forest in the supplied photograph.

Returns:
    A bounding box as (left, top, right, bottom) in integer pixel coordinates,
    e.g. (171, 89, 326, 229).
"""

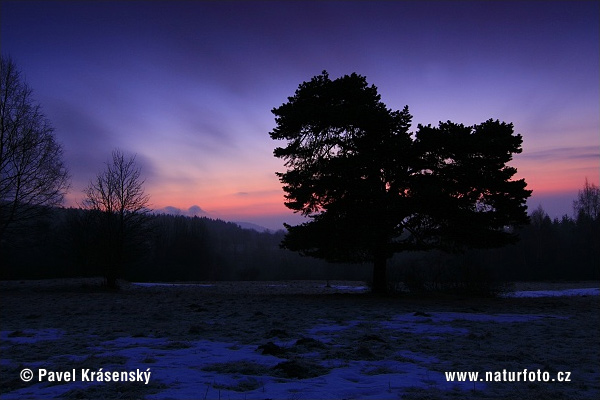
(2, 199, 598, 285)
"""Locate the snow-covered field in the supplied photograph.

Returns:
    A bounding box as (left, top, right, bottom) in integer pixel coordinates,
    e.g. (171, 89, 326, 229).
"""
(1, 279, 598, 399)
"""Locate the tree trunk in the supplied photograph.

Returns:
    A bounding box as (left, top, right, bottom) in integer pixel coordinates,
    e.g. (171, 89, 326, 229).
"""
(372, 251, 387, 294)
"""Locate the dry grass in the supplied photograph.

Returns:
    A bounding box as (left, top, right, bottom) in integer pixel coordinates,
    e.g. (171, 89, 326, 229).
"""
(1, 278, 599, 399)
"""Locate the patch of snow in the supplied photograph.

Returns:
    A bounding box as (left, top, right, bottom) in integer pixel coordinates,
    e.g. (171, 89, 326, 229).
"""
(381, 317, 469, 336)
(131, 282, 214, 287)
(307, 320, 362, 336)
(417, 312, 548, 323)
(395, 350, 441, 364)
(140, 348, 470, 400)
(330, 285, 369, 291)
(1, 330, 470, 400)
(392, 311, 552, 324)
(3, 306, 568, 398)
(0, 381, 101, 400)
(503, 287, 600, 298)
(88, 336, 167, 352)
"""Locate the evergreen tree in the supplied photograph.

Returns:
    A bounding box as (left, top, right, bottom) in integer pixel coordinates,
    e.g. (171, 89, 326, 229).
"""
(270, 71, 531, 293)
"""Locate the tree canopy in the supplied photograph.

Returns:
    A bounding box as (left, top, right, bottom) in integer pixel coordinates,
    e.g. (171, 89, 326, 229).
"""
(270, 71, 531, 293)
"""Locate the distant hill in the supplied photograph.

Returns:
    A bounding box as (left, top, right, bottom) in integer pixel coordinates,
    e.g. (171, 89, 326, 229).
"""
(234, 221, 272, 233)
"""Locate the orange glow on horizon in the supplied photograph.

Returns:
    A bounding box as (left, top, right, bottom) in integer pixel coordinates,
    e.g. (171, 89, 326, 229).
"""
(63, 176, 599, 216)
(513, 159, 598, 195)
(62, 152, 598, 220)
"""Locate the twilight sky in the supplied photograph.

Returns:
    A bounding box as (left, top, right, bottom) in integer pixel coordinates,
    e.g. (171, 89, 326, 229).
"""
(2, 1, 598, 230)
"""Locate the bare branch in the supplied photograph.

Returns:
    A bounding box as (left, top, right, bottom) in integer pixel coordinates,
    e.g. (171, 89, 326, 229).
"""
(0, 56, 70, 244)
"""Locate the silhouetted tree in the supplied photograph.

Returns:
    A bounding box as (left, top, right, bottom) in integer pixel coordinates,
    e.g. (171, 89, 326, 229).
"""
(573, 178, 599, 221)
(83, 149, 151, 289)
(0, 56, 70, 253)
(572, 179, 600, 276)
(270, 71, 531, 293)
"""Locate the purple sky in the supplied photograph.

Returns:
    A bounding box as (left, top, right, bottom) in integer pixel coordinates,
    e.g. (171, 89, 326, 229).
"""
(2, 1, 598, 230)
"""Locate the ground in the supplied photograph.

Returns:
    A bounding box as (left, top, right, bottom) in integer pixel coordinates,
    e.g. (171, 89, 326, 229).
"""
(1, 279, 599, 399)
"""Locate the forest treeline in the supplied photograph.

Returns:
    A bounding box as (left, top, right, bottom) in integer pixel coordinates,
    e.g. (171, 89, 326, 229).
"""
(1, 203, 598, 283)
(0, 210, 366, 282)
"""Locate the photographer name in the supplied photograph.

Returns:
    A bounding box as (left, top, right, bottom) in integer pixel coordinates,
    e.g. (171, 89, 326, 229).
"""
(37, 368, 151, 384)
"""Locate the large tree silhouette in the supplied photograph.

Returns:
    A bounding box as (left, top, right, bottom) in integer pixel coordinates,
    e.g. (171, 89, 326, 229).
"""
(0, 56, 70, 252)
(270, 71, 531, 293)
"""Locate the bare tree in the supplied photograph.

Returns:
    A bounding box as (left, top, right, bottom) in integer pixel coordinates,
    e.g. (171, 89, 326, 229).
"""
(83, 149, 151, 288)
(573, 178, 600, 221)
(0, 56, 70, 251)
